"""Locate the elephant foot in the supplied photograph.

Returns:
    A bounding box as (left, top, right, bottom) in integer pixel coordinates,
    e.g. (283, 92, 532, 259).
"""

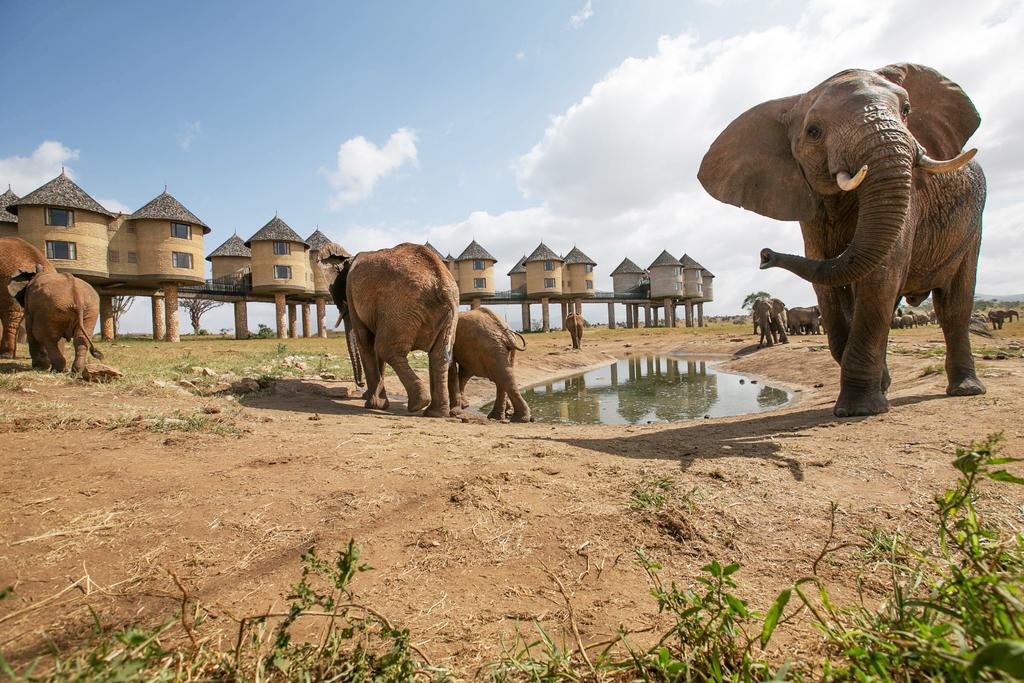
(486, 408, 503, 420)
(0, 351, 13, 359)
(833, 389, 890, 418)
(365, 396, 390, 410)
(510, 412, 531, 423)
(881, 366, 892, 394)
(947, 374, 986, 397)
(422, 404, 448, 418)
(407, 396, 430, 413)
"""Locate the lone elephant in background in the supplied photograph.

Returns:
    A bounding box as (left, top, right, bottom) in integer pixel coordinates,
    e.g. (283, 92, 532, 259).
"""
(988, 310, 1010, 330)
(565, 311, 584, 350)
(753, 297, 788, 348)
(448, 307, 530, 423)
(700, 63, 986, 416)
(322, 243, 458, 418)
(7, 267, 102, 372)
(0, 237, 54, 359)
(787, 305, 821, 335)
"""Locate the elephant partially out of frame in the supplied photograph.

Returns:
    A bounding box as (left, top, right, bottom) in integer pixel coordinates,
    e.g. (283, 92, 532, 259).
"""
(700, 64, 986, 416)
(0, 237, 54, 359)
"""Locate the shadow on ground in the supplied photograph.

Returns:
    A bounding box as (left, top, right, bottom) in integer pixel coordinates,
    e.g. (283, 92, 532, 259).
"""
(535, 394, 946, 481)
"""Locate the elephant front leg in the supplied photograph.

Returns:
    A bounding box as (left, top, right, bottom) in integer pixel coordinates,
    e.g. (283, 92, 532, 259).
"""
(934, 277, 985, 397)
(355, 329, 388, 410)
(447, 363, 462, 416)
(422, 342, 452, 418)
(833, 298, 894, 417)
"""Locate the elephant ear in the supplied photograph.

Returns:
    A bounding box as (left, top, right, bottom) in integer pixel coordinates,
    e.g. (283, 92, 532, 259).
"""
(327, 255, 353, 319)
(7, 268, 36, 307)
(876, 63, 980, 160)
(698, 95, 818, 222)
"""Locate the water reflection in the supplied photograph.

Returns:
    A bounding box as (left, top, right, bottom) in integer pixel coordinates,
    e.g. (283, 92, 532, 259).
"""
(490, 355, 790, 425)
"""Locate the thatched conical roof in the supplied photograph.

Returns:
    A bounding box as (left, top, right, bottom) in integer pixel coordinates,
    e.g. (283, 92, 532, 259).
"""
(206, 234, 251, 261)
(129, 191, 211, 233)
(0, 188, 19, 224)
(507, 255, 527, 276)
(610, 258, 645, 275)
(245, 216, 308, 247)
(563, 246, 596, 265)
(648, 250, 681, 269)
(456, 240, 497, 262)
(525, 242, 563, 263)
(306, 229, 333, 251)
(8, 172, 114, 217)
(424, 242, 446, 260)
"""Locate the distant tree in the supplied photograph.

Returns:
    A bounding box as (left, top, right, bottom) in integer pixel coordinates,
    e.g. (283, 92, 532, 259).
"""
(111, 296, 135, 336)
(180, 298, 223, 336)
(742, 291, 772, 310)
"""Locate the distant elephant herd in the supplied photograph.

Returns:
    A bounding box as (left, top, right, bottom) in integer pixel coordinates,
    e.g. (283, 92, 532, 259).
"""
(1, 63, 1011, 420)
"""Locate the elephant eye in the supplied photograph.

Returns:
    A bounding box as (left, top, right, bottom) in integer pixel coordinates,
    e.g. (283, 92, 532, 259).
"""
(901, 102, 911, 118)
(806, 124, 823, 141)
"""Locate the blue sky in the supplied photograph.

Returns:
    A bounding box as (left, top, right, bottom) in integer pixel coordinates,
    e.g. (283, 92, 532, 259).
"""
(2, 1, 1021, 332)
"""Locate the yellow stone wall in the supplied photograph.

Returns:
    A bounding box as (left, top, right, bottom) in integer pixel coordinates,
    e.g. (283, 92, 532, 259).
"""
(132, 218, 205, 284)
(211, 255, 252, 281)
(682, 267, 703, 298)
(16, 205, 111, 279)
(106, 216, 140, 279)
(0, 222, 17, 238)
(510, 272, 526, 292)
(525, 260, 563, 296)
(456, 260, 495, 295)
(250, 240, 311, 293)
(649, 266, 682, 298)
(563, 263, 596, 296)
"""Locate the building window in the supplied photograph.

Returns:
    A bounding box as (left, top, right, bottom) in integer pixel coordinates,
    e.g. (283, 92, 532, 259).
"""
(586, 280, 594, 289)
(127, 251, 138, 264)
(473, 259, 485, 270)
(172, 252, 193, 269)
(45, 207, 74, 227)
(544, 260, 554, 271)
(108, 249, 120, 263)
(544, 277, 556, 288)
(473, 278, 486, 288)
(45, 240, 76, 260)
(274, 265, 292, 279)
(273, 241, 291, 255)
(171, 222, 191, 239)
(585, 264, 593, 273)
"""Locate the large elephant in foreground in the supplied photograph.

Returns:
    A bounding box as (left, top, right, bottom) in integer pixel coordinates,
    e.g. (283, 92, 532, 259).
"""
(700, 64, 985, 416)
(323, 243, 458, 417)
(1, 237, 54, 359)
(7, 266, 103, 372)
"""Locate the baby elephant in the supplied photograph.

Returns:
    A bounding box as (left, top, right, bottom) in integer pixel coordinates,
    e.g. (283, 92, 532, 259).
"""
(565, 311, 584, 350)
(7, 267, 103, 372)
(448, 307, 531, 422)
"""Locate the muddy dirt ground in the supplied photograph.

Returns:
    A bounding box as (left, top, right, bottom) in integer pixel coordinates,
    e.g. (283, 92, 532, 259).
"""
(1, 323, 1022, 671)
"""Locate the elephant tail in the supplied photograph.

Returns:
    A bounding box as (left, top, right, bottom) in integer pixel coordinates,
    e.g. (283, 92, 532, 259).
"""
(509, 330, 527, 352)
(71, 279, 103, 360)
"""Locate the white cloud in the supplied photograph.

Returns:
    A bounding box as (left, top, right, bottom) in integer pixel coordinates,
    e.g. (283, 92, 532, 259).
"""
(0, 141, 79, 194)
(178, 121, 202, 150)
(568, 0, 593, 29)
(501, 0, 1024, 312)
(97, 197, 132, 214)
(322, 128, 418, 209)
(515, 51, 526, 61)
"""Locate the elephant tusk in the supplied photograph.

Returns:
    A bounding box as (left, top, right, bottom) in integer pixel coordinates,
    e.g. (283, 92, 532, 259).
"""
(917, 147, 977, 174)
(836, 165, 868, 191)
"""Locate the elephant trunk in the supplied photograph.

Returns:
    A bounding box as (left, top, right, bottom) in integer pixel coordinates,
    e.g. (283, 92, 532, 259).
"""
(344, 322, 364, 388)
(760, 122, 914, 286)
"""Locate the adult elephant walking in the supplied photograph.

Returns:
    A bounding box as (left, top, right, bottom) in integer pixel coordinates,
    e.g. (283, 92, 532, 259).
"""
(323, 243, 458, 418)
(753, 297, 788, 348)
(787, 305, 821, 335)
(1, 237, 54, 358)
(700, 64, 985, 416)
(565, 311, 584, 350)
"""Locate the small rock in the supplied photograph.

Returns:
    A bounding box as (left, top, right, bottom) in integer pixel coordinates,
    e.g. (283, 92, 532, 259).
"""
(814, 382, 825, 388)
(309, 413, 322, 421)
(202, 405, 222, 415)
(229, 378, 262, 394)
(729, 338, 744, 342)
(739, 379, 745, 385)
(259, 415, 274, 423)
(20, 387, 38, 394)
(326, 386, 350, 399)
(983, 355, 994, 360)
(996, 353, 1008, 360)
(320, 372, 337, 380)
(750, 380, 758, 384)
(82, 363, 123, 383)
